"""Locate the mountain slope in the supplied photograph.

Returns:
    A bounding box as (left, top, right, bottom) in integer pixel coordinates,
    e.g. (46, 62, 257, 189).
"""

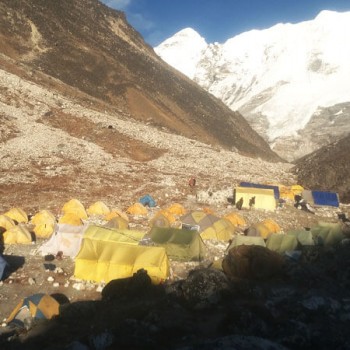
(293, 133, 350, 203)
(155, 11, 350, 161)
(0, 0, 280, 162)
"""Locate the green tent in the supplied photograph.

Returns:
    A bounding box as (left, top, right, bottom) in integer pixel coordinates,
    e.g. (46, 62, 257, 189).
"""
(287, 229, 314, 246)
(266, 233, 298, 254)
(149, 226, 206, 261)
(228, 235, 266, 250)
(311, 221, 344, 246)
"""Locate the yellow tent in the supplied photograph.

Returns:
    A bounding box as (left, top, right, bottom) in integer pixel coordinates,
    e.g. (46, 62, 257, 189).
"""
(61, 199, 88, 220)
(87, 201, 110, 216)
(166, 203, 186, 216)
(200, 218, 235, 241)
(0, 215, 16, 231)
(104, 208, 129, 222)
(4, 208, 28, 223)
(246, 223, 272, 239)
(180, 211, 220, 230)
(3, 225, 32, 244)
(126, 203, 148, 216)
(84, 225, 145, 244)
(31, 210, 56, 226)
(234, 187, 276, 211)
(261, 219, 281, 234)
(104, 216, 129, 230)
(150, 210, 176, 227)
(279, 185, 304, 201)
(223, 212, 246, 227)
(33, 223, 56, 239)
(58, 213, 83, 226)
(74, 241, 169, 284)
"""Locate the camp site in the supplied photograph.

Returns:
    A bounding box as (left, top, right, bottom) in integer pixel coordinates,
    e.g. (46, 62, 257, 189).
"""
(1, 183, 350, 349)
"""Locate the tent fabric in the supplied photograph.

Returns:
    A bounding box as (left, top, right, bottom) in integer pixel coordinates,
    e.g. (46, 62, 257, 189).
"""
(104, 216, 129, 230)
(126, 203, 148, 216)
(3, 225, 32, 244)
(0, 215, 16, 231)
(87, 201, 110, 216)
(279, 185, 304, 201)
(104, 208, 129, 222)
(261, 219, 281, 234)
(311, 191, 339, 207)
(301, 190, 314, 204)
(139, 194, 156, 208)
(287, 229, 315, 246)
(246, 223, 272, 239)
(38, 224, 87, 258)
(6, 294, 60, 326)
(266, 234, 298, 254)
(150, 210, 176, 228)
(166, 203, 186, 216)
(223, 212, 246, 227)
(58, 213, 83, 226)
(239, 182, 280, 199)
(311, 222, 344, 246)
(4, 208, 28, 224)
(234, 187, 276, 211)
(31, 210, 56, 226)
(228, 235, 266, 249)
(0, 254, 8, 280)
(83, 225, 145, 245)
(34, 223, 56, 238)
(180, 211, 220, 233)
(61, 199, 88, 220)
(74, 241, 169, 284)
(200, 218, 235, 241)
(149, 227, 206, 261)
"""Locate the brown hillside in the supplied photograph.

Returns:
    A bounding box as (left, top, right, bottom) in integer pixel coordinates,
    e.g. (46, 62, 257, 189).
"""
(0, 0, 280, 161)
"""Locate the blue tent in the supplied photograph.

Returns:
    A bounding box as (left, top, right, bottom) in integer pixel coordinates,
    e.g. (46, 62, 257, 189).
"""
(139, 194, 156, 208)
(0, 254, 8, 280)
(312, 191, 339, 207)
(239, 182, 280, 199)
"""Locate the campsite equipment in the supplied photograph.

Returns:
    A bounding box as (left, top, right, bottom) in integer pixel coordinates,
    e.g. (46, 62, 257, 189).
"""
(4, 208, 28, 223)
(104, 208, 129, 222)
(239, 182, 280, 199)
(74, 241, 169, 284)
(61, 198, 88, 220)
(104, 216, 129, 230)
(38, 223, 87, 258)
(87, 201, 110, 216)
(149, 210, 176, 228)
(200, 218, 235, 241)
(287, 229, 315, 246)
(149, 226, 206, 261)
(139, 194, 156, 208)
(180, 211, 220, 232)
(58, 213, 83, 226)
(34, 223, 56, 238)
(228, 235, 266, 249)
(3, 225, 32, 244)
(265, 234, 299, 254)
(311, 221, 344, 246)
(246, 223, 272, 239)
(0, 215, 16, 231)
(234, 187, 276, 211)
(6, 294, 60, 328)
(31, 210, 56, 238)
(166, 203, 186, 216)
(126, 203, 148, 216)
(223, 212, 246, 227)
(261, 219, 281, 234)
(302, 190, 339, 208)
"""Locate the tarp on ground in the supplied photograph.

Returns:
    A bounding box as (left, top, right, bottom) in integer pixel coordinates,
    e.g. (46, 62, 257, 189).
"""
(4, 208, 28, 224)
(239, 182, 280, 199)
(311, 191, 340, 207)
(83, 225, 145, 245)
(149, 226, 206, 261)
(6, 293, 60, 327)
(38, 223, 87, 258)
(0, 254, 8, 280)
(61, 198, 88, 220)
(200, 218, 235, 241)
(3, 225, 32, 244)
(266, 234, 298, 254)
(286, 229, 315, 246)
(87, 201, 110, 216)
(74, 241, 169, 284)
(311, 221, 344, 246)
(234, 187, 276, 211)
(228, 235, 266, 249)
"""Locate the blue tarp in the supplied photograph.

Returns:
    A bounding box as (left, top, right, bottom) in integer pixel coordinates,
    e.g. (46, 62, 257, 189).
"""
(0, 254, 8, 280)
(239, 182, 280, 199)
(312, 191, 339, 207)
(139, 194, 156, 208)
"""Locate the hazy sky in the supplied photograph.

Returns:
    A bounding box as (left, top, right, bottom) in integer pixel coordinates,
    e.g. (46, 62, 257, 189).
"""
(101, 0, 350, 46)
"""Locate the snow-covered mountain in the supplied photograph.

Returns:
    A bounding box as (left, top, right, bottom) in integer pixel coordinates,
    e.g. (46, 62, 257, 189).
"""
(155, 11, 350, 161)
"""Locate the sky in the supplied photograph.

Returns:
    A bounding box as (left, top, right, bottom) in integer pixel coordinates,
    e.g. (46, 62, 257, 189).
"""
(101, 0, 350, 46)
